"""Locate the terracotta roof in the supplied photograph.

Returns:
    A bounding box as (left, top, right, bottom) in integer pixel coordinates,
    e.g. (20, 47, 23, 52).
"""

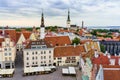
(16, 32, 21, 42)
(103, 65, 120, 80)
(80, 39, 92, 44)
(45, 36, 71, 47)
(110, 56, 120, 65)
(92, 54, 110, 65)
(54, 45, 86, 57)
(0, 38, 4, 46)
(0, 29, 17, 42)
(22, 32, 31, 40)
(78, 29, 84, 36)
(45, 32, 57, 37)
(25, 39, 52, 49)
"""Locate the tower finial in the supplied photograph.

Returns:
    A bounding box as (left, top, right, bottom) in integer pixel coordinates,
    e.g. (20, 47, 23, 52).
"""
(41, 9, 45, 27)
(67, 8, 71, 30)
(82, 21, 84, 28)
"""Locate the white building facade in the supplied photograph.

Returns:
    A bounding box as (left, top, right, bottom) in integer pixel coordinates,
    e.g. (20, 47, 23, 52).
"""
(0, 37, 16, 69)
(23, 40, 54, 68)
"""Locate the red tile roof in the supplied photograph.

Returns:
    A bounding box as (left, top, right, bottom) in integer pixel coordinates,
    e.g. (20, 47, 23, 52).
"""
(22, 32, 31, 40)
(45, 36, 71, 47)
(103, 65, 120, 80)
(54, 45, 86, 57)
(80, 39, 92, 44)
(0, 29, 17, 42)
(92, 54, 110, 65)
(16, 32, 21, 43)
(0, 38, 4, 46)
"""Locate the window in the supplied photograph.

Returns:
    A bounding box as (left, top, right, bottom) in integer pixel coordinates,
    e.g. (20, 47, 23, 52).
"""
(44, 51, 46, 54)
(4, 48, 7, 51)
(36, 52, 37, 54)
(41, 51, 43, 54)
(58, 57, 61, 60)
(27, 52, 29, 55)
(32, 57, 34, 60)
(6, 44, 9, 46)
(5, 53, 7, 56)
(36, 62, 37, 64)
(27, 57, 29, 60)
(41, 61, 43, 63)
(41, 56, 43, 59)
(44, 56, 46, 59)
(49, 51, 51, 53)
(9, 53, 11, 56)
(33, 62, 34, 64)
(32, 52, 34, 55)
(49, 60, 51, 63)
(49, 56, 51, 58)
(5, 57, 7, 61)
(27, 63, 29, 65)
(36, 57, 37, 59)
(44, 61, 46, 63)
(54, 58, 56, 60)
(9, 57, 11, 61)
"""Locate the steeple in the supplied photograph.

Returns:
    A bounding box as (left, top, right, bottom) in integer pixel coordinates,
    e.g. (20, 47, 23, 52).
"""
(67, 9, 70, 22)
(40, 10, 45, 39)
(40, 10, 45, 27)
(67, 9, 71, 30)
(82, 21, 84, 28)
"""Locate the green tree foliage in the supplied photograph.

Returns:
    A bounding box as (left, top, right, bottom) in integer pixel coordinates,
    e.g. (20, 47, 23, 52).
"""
(72, 37, 80, 45)
(100, 44, 105, 53)
(91, 30, 97, 36)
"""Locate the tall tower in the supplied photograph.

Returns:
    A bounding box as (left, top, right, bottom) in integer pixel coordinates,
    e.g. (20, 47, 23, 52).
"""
(67, 9, 71, 30)
(82, 21, 84, 28)
(40, 11, 45, 39)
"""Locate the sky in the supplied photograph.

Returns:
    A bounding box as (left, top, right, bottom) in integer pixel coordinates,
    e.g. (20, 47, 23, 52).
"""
(0, 0, 120, 27)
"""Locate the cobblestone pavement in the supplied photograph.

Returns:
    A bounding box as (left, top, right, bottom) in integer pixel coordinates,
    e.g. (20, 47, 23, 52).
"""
(0, 51, 82, 80)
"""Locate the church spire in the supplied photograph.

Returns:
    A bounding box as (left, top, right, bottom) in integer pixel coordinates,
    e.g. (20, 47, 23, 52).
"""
(67, 9, 71, 30)
(40, 10, 45, 27)
(82, 21, 84, 28)
(40, 10, 45, 39)
(67, 9, 70, 22)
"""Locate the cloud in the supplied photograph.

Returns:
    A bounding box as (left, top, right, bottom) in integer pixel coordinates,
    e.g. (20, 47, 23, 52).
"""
(0, 0, 120, 27)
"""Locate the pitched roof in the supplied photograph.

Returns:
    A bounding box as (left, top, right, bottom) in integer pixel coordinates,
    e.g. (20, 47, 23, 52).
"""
(16, 32, 21, 42)
(0, 29, 17, 42)
(103, 65, 120, 80)
(0, 38, 4, 46)
(25, 39, 52, 49)
(22, 32, 31, 40)
(45, 36, 71, 47)
(54, 45, 86, 57)
(92, 54, 110, 65)
(80, 39, 92, 44)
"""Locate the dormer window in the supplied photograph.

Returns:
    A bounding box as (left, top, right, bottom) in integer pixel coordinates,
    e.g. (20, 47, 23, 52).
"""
(110, 59, 115, 65)
(118, 59, 120, 65)
(4, 48, 7, 51)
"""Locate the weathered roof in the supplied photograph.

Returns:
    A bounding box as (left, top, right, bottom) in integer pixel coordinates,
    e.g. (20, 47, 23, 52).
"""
(45, 36, 71, 47)
(54, 45, 86, 57)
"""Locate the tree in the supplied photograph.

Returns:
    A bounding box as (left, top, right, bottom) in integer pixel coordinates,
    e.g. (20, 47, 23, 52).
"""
(100, 44, 105, 53)
(72, 37, 80, 45)
(91, 30, 97, 36)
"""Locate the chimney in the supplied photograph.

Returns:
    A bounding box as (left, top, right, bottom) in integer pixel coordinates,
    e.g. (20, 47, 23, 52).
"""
(94, 51, 99, 58)
(74, 43, 76, 48)
(107, 53, 111, 59)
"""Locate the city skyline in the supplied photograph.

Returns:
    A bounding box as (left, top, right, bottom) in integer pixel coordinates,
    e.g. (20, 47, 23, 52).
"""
(0, 0, 120, 27)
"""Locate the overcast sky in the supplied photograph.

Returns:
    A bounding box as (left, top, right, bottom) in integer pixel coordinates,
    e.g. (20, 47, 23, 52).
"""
(0, 0, 120, 27)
